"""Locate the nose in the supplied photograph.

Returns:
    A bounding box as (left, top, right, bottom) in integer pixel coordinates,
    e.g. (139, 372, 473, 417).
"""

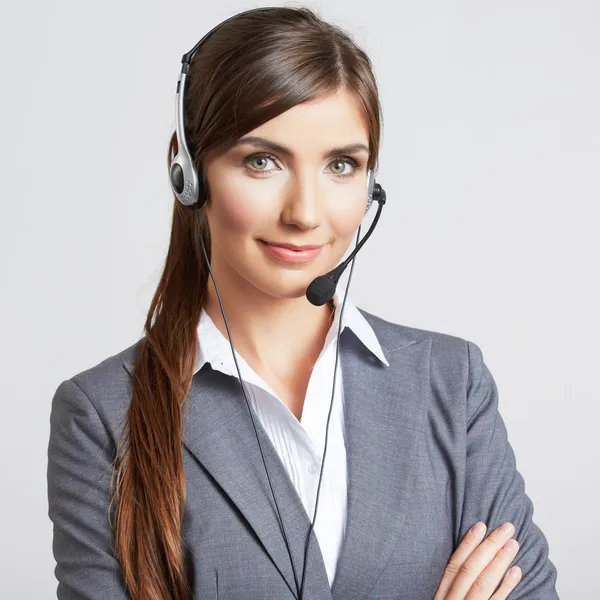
(280, 171, 323, 230)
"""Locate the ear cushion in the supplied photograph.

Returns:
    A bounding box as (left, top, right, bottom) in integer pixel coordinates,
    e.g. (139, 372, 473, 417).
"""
(195, 166, 208, 209)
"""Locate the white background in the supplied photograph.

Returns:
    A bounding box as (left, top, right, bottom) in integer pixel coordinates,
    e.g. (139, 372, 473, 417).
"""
(1, 0, 598, 597)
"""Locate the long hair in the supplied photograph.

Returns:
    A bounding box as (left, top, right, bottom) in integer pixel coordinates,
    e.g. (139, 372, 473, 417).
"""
(109, 6, 383, 599)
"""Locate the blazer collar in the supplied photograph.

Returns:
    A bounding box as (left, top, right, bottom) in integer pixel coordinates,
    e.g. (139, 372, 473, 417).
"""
(122, 310, 431, 600)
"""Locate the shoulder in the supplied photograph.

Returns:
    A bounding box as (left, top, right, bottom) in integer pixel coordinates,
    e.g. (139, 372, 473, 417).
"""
(357, 306, 480, 390)
(69, 338, 141, 391)
(52, 338, 143, 439)
(357, 309, 497, 431)
(358, 306, 471, 359)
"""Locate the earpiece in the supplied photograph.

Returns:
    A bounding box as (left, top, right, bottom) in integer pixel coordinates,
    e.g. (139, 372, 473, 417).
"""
(169, 65, 205, 209)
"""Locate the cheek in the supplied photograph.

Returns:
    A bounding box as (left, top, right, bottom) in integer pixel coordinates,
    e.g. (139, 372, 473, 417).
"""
(328, 186, 368, 237)
(207, 177, 271, 236)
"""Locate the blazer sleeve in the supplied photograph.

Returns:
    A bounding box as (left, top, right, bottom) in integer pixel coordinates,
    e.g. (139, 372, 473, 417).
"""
(47, 378, 131, 599)
(460, 340, 560, 599)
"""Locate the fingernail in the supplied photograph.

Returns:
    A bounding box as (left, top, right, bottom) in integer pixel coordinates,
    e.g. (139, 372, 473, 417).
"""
(471, 522, 486, 536)
(500, 522, 514, 534)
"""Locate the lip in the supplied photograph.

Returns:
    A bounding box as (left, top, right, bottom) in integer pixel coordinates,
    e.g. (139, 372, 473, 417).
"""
(262, 241, 324, 251)
(259, 240, 323, 263)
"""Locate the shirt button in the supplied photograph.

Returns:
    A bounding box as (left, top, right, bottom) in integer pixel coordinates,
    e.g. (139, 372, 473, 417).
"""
(308, 462, 320, 475)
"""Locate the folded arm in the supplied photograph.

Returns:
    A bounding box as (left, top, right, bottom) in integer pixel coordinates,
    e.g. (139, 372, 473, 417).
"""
(459, 340, 560, 599)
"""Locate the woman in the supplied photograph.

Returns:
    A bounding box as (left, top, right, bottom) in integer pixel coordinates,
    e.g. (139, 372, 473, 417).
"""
(47, 6, 559, 600)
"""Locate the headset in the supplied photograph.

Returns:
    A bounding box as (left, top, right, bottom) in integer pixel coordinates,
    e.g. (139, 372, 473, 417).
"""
(169, 7, 387, 599)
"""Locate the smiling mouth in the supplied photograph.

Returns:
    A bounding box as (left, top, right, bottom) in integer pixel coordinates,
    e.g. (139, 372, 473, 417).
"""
(258, 240, 324, 263)
(260, 240, 324, 251)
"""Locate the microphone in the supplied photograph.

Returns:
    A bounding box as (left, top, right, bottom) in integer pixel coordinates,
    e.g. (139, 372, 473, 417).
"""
(306, 183, 386, 306)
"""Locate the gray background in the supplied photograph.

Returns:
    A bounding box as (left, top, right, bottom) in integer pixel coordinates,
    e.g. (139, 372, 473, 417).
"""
(1, 0, 598, 597)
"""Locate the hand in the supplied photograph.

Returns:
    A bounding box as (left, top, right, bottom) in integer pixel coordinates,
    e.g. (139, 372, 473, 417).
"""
(433, 521, 523, 599)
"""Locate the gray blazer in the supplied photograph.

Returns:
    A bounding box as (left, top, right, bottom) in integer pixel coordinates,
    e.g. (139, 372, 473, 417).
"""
(47, 309, 560, 599)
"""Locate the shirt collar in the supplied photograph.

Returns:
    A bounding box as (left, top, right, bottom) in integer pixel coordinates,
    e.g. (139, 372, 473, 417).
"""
(193, 289, 390, 376)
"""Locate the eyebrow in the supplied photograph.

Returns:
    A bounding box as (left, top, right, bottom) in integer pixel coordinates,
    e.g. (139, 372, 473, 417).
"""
(233, 135, 370, 158)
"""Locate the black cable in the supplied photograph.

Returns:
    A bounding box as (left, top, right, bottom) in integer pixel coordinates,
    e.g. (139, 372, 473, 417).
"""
(198, 220, 300, 598)
(197, 207, 362, 600)
(299, 223, 361, 598)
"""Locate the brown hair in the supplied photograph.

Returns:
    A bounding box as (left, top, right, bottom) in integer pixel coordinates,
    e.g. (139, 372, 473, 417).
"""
(109, 6, 383, 599)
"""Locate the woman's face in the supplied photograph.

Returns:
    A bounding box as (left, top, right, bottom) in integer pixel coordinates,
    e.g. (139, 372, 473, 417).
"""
(202, 88, 372, 302)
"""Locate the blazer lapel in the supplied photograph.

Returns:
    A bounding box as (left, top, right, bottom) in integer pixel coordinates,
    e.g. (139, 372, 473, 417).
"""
(123, 349, 333, 599)
(179, 365, 333, 600)
(330, 328, 432, 600)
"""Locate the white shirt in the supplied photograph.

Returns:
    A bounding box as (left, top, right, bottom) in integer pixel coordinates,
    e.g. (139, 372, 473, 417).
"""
(193, 290, 389, 586)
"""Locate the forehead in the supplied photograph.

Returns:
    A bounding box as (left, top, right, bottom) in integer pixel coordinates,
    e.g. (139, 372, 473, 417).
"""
(244, 89, 369, 148)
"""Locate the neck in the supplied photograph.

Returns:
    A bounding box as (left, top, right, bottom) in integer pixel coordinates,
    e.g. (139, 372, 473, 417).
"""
(203, 275, 336, 382)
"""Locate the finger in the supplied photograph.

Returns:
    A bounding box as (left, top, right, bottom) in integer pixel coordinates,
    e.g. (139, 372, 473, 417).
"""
(465, 538, 520, 599)
(445, 521, 515, 600)
(433, 522, 487, 600)
(489, 566, 522, 600)
(467, 538, 520, 599)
